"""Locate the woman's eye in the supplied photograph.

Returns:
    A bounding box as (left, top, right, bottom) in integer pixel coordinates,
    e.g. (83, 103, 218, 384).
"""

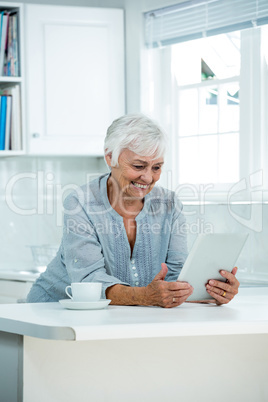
(153, 166, 161, 171)
(133, 165, 144, 169)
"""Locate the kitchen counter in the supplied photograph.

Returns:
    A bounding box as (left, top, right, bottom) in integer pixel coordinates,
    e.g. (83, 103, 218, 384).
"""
(0, 287, 268, 402)
(0, 270, 40, 282)
(0, 287, 267, 341)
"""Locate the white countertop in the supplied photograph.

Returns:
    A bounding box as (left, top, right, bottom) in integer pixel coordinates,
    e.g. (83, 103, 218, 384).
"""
(0, 287, 267, 341)
(0, 270, 40, 282)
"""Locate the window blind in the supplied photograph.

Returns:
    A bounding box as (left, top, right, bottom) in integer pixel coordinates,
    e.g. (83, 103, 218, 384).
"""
(144, 0, 268, 47)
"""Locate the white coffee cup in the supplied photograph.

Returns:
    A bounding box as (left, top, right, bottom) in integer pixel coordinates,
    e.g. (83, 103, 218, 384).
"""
(65, 282, 102, 302)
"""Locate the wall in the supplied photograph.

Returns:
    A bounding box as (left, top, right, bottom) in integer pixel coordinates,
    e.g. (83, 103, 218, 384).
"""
(124, 0, 185, 112)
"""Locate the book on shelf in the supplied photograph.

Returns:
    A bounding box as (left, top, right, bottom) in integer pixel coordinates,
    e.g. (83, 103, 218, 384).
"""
(0, 9, 19, 77)
(0, 12, 9, 76)
(0, 95, 7, 150)
(0, 85, 22, 151)
(4, 95, 12, 150)
(10, 85, 22, 150)
(6, 11, 12, 76)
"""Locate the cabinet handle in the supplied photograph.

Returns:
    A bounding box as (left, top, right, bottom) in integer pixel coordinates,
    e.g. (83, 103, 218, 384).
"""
(32, 133, 40, 138)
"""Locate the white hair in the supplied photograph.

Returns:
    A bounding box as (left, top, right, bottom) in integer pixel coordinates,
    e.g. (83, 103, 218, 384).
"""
(104, 113, 167, 167)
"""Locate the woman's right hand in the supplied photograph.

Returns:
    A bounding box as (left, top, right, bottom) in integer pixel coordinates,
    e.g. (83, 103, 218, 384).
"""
(144, 263, 193, 308)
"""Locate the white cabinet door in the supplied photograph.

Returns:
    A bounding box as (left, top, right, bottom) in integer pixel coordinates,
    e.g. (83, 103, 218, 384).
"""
(25, 5, 125, 155)
(0, 280, 33, 303)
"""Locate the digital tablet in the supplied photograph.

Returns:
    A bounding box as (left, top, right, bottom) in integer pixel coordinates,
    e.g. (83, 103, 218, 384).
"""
(177, 233, 248, 301)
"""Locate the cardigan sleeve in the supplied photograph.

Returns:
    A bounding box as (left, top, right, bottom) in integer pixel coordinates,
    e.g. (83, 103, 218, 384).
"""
(62, 193, 130, 298)
(164, 198, 188, 282)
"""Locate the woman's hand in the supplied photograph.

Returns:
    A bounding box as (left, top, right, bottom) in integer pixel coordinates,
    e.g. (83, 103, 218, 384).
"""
(144, 263, 193, 308)
(205, 267, 240, 305)
(106, 263, 192, 307)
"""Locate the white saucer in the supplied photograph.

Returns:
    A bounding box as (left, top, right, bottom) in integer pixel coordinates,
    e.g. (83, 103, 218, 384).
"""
(59, 299, 111, 310)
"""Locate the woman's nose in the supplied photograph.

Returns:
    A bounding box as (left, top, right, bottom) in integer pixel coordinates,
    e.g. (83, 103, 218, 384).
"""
(140, 169, 153, 183)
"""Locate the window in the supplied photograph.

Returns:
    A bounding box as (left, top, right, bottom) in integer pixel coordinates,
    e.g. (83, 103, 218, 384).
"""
(173, 31, 240, 185)
(143, 1, 268, 198)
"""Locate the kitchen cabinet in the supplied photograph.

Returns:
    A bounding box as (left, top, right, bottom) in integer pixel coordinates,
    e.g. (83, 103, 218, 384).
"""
(0, 279, 33, 303)
(25, 4, 125, 155)
(0, 270, 38, 303)
(0, 2, 25, 156)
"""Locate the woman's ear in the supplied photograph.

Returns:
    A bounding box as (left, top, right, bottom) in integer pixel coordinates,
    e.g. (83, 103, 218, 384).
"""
(105, 152, 112, 167)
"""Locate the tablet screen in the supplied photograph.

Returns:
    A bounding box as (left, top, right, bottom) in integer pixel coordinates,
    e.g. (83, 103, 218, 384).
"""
(177, 233, 248, 301)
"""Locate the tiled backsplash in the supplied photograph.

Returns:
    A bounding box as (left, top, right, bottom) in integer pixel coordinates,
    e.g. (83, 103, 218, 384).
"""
(0, 156, 107, 270)
(1, 157, 267, 283)
(184, 203, 268, 283)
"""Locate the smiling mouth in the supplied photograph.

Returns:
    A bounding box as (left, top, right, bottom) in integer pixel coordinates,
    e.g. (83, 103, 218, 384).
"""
(131, 181, 150, 189)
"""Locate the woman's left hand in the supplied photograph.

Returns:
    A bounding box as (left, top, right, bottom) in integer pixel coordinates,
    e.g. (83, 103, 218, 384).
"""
(205, 267, 240, 305)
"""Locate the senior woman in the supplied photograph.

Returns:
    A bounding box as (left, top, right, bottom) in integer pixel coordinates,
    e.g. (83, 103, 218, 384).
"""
(27, 114, 239, 307)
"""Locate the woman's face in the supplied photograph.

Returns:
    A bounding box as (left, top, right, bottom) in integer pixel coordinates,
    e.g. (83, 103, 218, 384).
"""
(106, 149, 164, 198)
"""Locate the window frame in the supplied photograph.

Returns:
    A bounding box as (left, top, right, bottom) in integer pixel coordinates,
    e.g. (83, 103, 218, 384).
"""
(148, 26, 268, 203)
(175, 75, 240, 190)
